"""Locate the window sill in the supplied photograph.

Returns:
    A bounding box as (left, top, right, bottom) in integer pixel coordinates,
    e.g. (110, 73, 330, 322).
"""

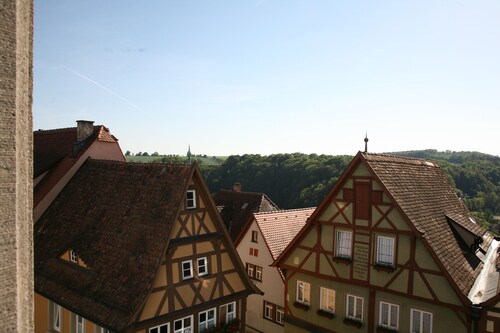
(316, 309, 335, 319)
(333, 256, 352, 265)
(343, 317, 363, 328)
(373, 263, 396, 273)
(376, 325, 399, 333)
(293, 301, 310, 311)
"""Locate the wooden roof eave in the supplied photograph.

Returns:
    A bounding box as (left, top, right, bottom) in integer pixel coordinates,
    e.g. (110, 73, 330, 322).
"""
(233, 213, 256, 248)
(192, 165, 264, 296)
(127, 164, 196, 328)
(273, 152, 361, 268)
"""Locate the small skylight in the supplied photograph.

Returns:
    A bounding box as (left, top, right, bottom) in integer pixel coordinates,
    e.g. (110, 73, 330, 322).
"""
(242, 203, 248, 209)
(469, 217, 477, 225)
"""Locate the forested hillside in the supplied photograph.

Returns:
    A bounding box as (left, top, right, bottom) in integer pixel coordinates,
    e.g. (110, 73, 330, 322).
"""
(203, 150, 500, 233)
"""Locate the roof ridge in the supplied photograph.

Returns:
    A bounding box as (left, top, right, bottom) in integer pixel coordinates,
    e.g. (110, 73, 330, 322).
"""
(218, 188, 266, 196)
(254, 207, 315, 216)
(34, 125, 106, 134)
(363, 152, 439, 167)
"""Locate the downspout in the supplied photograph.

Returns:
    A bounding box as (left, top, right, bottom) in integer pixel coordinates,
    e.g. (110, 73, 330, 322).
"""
(471, 305, 482, 333)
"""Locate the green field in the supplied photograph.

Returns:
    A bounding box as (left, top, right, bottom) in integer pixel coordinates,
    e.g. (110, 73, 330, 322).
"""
(125, 155, 227, 166)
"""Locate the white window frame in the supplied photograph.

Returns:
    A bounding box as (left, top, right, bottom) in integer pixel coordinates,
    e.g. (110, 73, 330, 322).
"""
(377, 236, 395, 266)
(251, 230, 258, 242)
(224, 302, 236, 322)
(379, 301, 399, 330)
(335, 230, 352, 258)
(186, 190, 196, 209)
(296, 280, 310, 305)
(174, 315, 193, 333)
(264, 301, 273, 320)
(247, 263, 254, 278)
(70, 250, 78, 263)
(410, 308, 433, 333)
(198, 308, 216, 332)
(75, 315, 85, 333)
(197, 257, 208, 276)
(319, 287, 335, 313)
(149, 322, 169, 333)
(181, 260, 193, 280)
(50, 301, 61, 332)
(255, 265, 262, 281)
(276, 306, 284, 324)
(346, 294, 363, 321)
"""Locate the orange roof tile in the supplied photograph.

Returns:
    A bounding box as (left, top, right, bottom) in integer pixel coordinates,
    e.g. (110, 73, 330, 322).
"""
(255, 208, 315, 261)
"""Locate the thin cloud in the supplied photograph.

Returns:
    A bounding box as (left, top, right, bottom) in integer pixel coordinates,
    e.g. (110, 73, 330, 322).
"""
(65, 67, 143, 112)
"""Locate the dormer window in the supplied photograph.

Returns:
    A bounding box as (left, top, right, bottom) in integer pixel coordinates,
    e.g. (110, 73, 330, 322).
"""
(70, 250, 78, 263)
(186, 190, 196, 209)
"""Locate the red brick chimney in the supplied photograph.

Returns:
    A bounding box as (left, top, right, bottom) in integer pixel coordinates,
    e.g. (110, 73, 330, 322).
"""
(233, 183, 241, 192)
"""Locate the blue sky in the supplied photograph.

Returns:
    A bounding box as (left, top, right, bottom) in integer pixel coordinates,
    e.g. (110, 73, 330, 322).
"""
(34, 1, 500, 156)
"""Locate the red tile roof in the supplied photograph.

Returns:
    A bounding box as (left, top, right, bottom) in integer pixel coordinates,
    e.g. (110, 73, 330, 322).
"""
(34, 125, 118, 177)
(213, 189, 279, 241)
(33, 125, 121, 208)
(34, 159, 193, 331)
(255, 208, 315, 261)
(363, 152, 490, 297)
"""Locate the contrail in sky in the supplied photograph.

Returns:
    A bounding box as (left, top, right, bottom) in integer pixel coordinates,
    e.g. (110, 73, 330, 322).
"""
(65, 67, 143, 112)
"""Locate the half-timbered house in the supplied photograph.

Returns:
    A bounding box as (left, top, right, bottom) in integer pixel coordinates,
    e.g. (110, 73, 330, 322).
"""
(274, 152, 500, 333)
(34, 159, 260, 333)
(235, 208, 314, 333)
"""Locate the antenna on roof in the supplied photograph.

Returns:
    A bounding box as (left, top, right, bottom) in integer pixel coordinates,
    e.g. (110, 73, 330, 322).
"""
(364, 132, 369, 153)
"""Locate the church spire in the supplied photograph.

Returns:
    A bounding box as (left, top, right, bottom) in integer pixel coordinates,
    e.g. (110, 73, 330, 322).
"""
(187, 145, 192, 164)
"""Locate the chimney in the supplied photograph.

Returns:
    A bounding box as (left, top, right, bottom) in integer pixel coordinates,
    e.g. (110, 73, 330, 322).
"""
(232, 183, 241, 192)
(76, 120, 94, 142)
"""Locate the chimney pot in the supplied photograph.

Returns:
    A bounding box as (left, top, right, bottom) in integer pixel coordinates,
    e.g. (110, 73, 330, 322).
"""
(233, 183, 241, 192)
(76, 120, 94, 142)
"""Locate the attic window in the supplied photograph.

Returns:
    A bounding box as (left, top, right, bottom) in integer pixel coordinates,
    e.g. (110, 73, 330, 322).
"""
(186, 190, 196, 209)
(251, 230, 258, 243)
(70, 250, 78, 263)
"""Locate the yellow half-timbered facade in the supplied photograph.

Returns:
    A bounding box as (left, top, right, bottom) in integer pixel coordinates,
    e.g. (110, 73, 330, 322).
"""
(35, 159, 260, 333)
(275, 152, 499, 333)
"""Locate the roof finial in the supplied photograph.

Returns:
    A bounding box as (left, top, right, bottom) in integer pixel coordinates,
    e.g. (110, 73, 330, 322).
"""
(364, 132, 369, 153)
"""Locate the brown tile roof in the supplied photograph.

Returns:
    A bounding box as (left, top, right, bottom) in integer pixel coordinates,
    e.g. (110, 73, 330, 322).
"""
(213, 189, 279, 242)
(34, 159, 193, 331)
(363, 152, 489, 297)
(34, 125, 118, 177)
(33, 125, 121, 208)
(254, 208, 315, 261)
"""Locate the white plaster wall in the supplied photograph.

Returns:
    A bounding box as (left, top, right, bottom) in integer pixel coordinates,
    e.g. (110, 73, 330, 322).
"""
(237, 220, 284, 333)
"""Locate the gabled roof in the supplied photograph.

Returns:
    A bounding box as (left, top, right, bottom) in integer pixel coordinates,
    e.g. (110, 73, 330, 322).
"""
(275, 152, 491, 301)
(33, 125, 122, 209)
(213, 189, 279, 241)
(254, 208, 315, 261)
(34, 125, 118, 177)
(34, 159, 193, 331)
(363, 152, 490, 297)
